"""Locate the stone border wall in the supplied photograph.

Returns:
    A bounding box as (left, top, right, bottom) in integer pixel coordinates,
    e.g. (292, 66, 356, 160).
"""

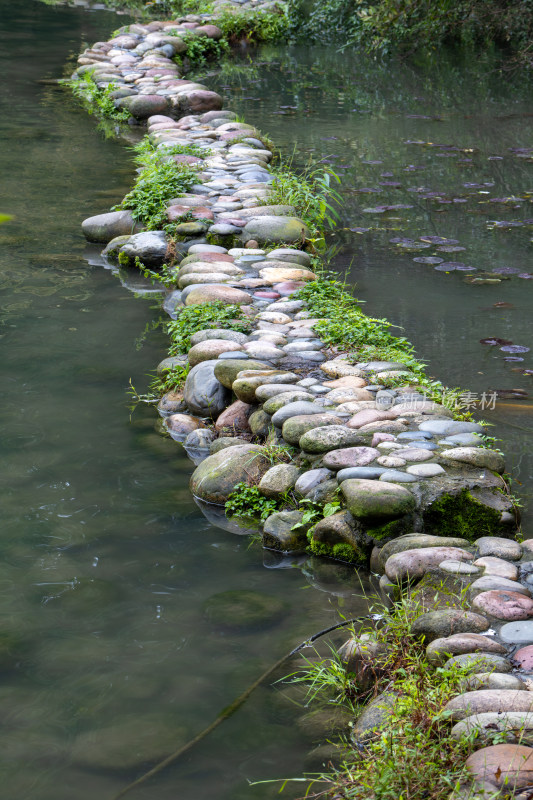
(74, 17, 533, 795)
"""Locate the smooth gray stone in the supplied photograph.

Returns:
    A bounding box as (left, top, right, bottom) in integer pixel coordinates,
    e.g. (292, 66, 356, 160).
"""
(210, 223, 241, 234)
(375, 390, 396, 408)
(357, 361, 407, 371)
(397, 431, 433, 441)
(190, 329, 248, 346)
(217, 351, 250, 359)
(418, 420, 485, 435)
(469, 576, 531, 595)
(294, 469, 333, 496)
(266, 248, 311, 267)
(444, 433, 484, 446)
(283, 342, 321, 352)
(188, 243, 227, 254)
(290, 352, 326, 363)
(499, 621, 533, 644)
(271, 401, 327, 427)
(379, 470, 417, 483)
(337, 467, 387, 481)
(120, 230, 168, 267)
(406, 441, 438, 450)
(183, 359, 231, 419)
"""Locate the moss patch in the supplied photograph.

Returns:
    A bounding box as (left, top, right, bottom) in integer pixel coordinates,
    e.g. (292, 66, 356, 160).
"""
(366, 516, 415, 543)
(306, 538, 366, 565)
(423, 489, 502, 541)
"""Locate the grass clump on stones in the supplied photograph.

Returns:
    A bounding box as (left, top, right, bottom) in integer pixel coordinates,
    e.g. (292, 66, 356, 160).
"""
(284, 593, 480, 800)
(65, 72, 131, 122)
(268, 162, 342, 237)
(167, 302, 252, 354)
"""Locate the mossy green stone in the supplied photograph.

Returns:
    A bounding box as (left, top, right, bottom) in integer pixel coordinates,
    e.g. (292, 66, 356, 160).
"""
(213, 360, 271, 389)
(423, 489, 503, 542)
(281, 413, 344, 445)
(190, 444, 270, 504)
(340, 479, 416, 521)
(202, 590, 286, 629)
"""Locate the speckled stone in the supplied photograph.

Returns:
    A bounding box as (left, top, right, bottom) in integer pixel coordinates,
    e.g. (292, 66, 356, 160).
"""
(473, 557, 518, 581)
(513, 645, 533, 671)
(476, 537, 522, 561)
(500, 621, 533, 645)
(472, 590, 533, 621)
(465, 744, 533, 790)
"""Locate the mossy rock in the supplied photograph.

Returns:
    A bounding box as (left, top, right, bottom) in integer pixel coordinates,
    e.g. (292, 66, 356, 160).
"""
(202, 590, 286, 630)
(423, 488, 503, 542)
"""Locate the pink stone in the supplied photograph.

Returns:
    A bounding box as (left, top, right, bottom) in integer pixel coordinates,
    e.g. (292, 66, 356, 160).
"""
(272, 281, 306, 296)
(253, 291, 280, 299)
(514, 645, 533, 671)
(372, 433, 395, 446)
(215, 400, 252, 432)
(347, 409, 394, 429)
(322, 446, 380, 470)
(172, 154, 202, 165)
(472, 590, 533, 621)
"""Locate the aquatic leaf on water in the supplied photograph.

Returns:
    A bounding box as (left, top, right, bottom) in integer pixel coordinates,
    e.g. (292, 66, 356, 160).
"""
(518, 273, 533, 279)
(463, 182, 495, 189)
(439, 262, 465, 268)
(379, 181, 402, 187)
(437, 246, 466, 252)
(492, 266, 521, 275)
(396, 241, 430, 249)
(349, 227, 370, 233)
(503, 357, 525, 362)
(487, 220, 524, 229)
(419, 236, 459, 244)
(480, 338, 513, 346)
(413, 257, 443, 264)
(455, 265, 477, 272)
(523, 370, 533, 375)
(380, 172, 394, 177)
(434, 264, 456, 271)
(493, 302, 514, 308)
(390, 237, 414, 244)
(500, 345, 530, 353)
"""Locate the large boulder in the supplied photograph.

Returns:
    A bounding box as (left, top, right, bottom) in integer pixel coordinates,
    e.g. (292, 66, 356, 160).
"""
(242, 216, 310, 245)
(340, 479, 416, 521)
(213, 360, 271, 390)
(190, 444, 270, 504)
(183, 359, 231, 419)
(81, 210, 137, 243)
(119, 231, 168, 267)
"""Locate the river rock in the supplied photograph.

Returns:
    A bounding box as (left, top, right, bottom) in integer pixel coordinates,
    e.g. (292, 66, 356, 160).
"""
(183, 360, 230, 418)
(120, 230, 168, 267)
(259, 266, 316, 284)
(213, 359, 271, 389)
(299, 426, 368, 454)
(444, 690, 533, 721)
(440, 447, 505, 473)
(157, 391, 185, 417)
(473, 557, 518, 581)
(190, 329, 248, 347)
(406, 463, 445, 478)
(470, 576, 530, 596)
(461, 674, 527, 692)
(259, 464, 301, 498)
(184, 285, 252, 306)
(267, 248, 311, 266)
(271, 401, 328, 428)
(248, 409, 271, 437)
(512, 645, 533, 670)
(384, 547, 473, 583)
(281, 414, 345, 445)
(294, 469, 332, 496)
(81, 210, 137, 243)
(119, 93, 170, 118)
(190, 444, 270, 504)
(452, 712, 533, 745)
(215, 400, 252, 432)
(472, 590, 533, 620)
(476, 537, 522, 561)
(242, 216, 309, 245)
(352, 692, 399, 742)
(209, 437, 249, 454)
(337, 635, 389, 690)
(188, 339, 242, 366)
(336, 466, 387, 481)
(411, 609, 489, 642)
(340, 479, 416, 521)
(427, 633, 508, 665)
(262, 510, 309, 551)
(184, 429, 215, 449)
(165, 413, 205, 441)
(465, 744, 533, 790)
(444, 653, 512, 673)
(419, 420, 485, 435)
(263, 392, 316, 414)
(500, 621, 533, 645)
(322, 447, 379, 471)
(379, 533, 472, 565)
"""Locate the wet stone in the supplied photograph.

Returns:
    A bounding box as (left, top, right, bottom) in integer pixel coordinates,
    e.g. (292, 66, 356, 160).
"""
(469, 576, 530, 596)
(411, 609, 489, 643)
(294, 468, 333, 496)
(379, 470, 417, 483)
(385, 547, 474, 583)
(473, 557, 518, 581)
(322, 446, 379, 470)
(426, 633, 507, 665)
(299, 426, 368, 454)
(439, 559, 480, 575)
(476, 537, 522, 561)
(336, 466, 387, 481)
(263, 510, 309, 552)
(203, 590, 286, 630)
(444, 653, 512, 673)
(460, 674, 526, 692)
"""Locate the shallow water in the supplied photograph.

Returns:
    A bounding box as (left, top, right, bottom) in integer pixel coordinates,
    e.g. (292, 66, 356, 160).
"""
(205, 44, 533, 532)
(0, 4, 375, 798)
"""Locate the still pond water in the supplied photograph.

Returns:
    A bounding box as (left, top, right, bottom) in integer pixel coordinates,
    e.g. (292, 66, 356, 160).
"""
(0, 1, 532, 797)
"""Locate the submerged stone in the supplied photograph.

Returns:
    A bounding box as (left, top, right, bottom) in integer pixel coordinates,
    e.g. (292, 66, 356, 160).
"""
(190, 444, 270, 504)
(203, 590, 286, 630)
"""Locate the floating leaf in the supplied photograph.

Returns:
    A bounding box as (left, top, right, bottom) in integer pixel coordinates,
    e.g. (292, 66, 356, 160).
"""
(420, 236, 459, 244)
(439, 262, 465, 268)
(390, 237, 414, 244)
(349, 227, 370, 233)
(504, 357, 525, 362)
(437, 245, 466, 253)
(434, 264, 456, 271)
(518, 273, 533, 279)
(492, 266, 521, 275)
(500, 345, 530, 353)
(413, 257, 443, 264)
(480, 338, 513, 346)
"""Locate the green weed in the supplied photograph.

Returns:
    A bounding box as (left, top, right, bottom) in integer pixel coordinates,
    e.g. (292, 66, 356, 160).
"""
(268, 161, 342, 237)
(166, 302, 252, 354)
(225, 482, 280, 521)
(64, 72, 131, 122)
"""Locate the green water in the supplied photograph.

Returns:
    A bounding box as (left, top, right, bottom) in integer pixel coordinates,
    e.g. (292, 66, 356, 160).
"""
(205, 44, 533, 531)
(0, 3, 375, 798)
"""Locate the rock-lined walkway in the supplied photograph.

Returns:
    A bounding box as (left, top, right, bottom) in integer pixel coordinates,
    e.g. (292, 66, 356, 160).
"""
(341, 532, 533, 798)
(74, 14, 533, 797)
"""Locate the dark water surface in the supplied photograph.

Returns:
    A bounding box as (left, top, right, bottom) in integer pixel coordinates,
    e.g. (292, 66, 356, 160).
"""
(0, 3, 374, 798)
(205, 45, 533, 532)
